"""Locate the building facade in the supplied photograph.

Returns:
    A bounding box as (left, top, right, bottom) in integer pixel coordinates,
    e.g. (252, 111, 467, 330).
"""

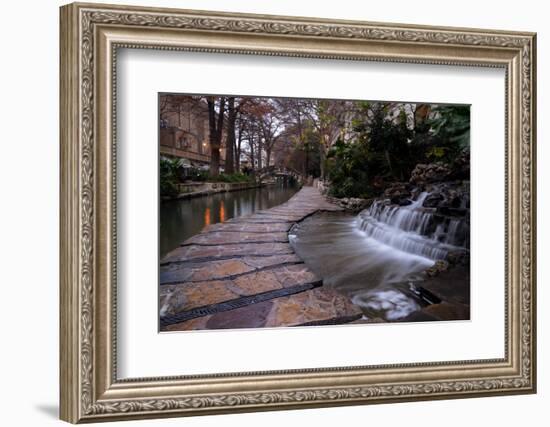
(159, 95, 226, 168)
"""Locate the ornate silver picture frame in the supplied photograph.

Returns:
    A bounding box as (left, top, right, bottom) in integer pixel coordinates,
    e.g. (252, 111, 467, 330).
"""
(60, 2, 536, 423)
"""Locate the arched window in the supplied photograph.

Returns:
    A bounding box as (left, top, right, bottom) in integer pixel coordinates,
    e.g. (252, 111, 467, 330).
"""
(176, 136, 189, 149)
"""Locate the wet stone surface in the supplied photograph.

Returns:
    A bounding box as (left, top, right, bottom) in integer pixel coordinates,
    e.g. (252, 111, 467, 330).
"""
(205, 301, 274, 330)
(159, 187, 362, 331)
(204, 223, 293, 233)
(264, 287, 364, 328)
(182, 231, 290, 245)
(161, 242, 295, 264)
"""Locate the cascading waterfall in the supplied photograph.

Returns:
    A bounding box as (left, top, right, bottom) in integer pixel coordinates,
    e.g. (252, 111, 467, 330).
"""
(290, 189, 469, 321)
(357, 192, 468, 261)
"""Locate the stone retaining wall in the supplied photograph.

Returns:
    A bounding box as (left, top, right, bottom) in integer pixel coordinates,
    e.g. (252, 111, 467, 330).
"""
(164, 181, 261, 201)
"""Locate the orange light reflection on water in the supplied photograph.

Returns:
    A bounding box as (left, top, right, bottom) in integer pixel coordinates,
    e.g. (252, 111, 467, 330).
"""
(204, 207, 211, 227)
(219, 200, 226, 222)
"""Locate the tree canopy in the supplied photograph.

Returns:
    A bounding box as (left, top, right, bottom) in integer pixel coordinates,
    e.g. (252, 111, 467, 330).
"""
(160, 94, 470, 198)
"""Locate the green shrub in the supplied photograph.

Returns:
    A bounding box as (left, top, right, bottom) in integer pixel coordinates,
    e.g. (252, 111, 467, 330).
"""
(210, 172, 253, 183)
(188, 168, 209, 182)
(160, 158, 181, 197)
(325, 103, 470, 199)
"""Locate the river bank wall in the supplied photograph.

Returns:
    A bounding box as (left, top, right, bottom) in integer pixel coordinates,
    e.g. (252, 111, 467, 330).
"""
(162, 181, 262, 202)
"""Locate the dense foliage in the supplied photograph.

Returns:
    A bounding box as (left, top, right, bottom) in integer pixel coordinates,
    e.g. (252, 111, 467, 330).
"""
(326, 103, 470, 198)
(214, 172, 253, 183)
(160, 157, 254, 197)
(160, 158, 181, 198)
(428, 105, 470, 157)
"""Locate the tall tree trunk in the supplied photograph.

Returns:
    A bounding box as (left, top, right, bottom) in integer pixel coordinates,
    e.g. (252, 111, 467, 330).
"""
(319, 143, 326, 180)
(235, 123, 243, 172)
(207, 97, 225, 177)
(249, 134, 255, 171)
(210, 147, 220, 177)
(296, 112, 307, 176)
(224, 97, 236, 174)
(266, 148, 272, 169)
(257, 137, 263, 170)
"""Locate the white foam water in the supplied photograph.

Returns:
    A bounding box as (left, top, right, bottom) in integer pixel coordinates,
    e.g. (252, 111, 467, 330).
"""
(358, 192, 466, 261)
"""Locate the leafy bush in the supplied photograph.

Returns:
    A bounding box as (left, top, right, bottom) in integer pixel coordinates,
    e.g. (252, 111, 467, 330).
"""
(326, 102, 412, 198)
(160, 156, 254, 196)
(160, 158, 181, 197)
(186, 168, 209, 182)
(325, 103, 470, 199)
(211, 172, 253, 183)
(427, 105, 470, 160)
(326, 138, 378, 198)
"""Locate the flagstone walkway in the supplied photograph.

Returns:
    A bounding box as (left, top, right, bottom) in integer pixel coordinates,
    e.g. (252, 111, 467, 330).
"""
(159, 186, 364, 331)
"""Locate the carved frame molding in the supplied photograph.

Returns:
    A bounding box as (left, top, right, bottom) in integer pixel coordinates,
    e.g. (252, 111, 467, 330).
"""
(60, 2, 536, 423)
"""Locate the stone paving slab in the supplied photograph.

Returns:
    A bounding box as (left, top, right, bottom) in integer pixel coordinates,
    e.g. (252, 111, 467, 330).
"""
(264, 287, 363, 327)
(161, 265, 321, 314)
(160, 254, 302, 284)
(160, 187, 362, 331)
(204, 223, 293, 233)
(225, 218, 294, 224)
(161, 243, 294, 264)
(182, 231, 290, 245)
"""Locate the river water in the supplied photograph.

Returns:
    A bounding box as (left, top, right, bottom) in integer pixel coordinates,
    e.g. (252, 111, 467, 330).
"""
(160, 182, 298, 258)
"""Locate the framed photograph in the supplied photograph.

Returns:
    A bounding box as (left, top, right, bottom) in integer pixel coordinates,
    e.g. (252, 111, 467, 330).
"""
(60, 2, 537, 423)
(157, 94, 472, 331)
